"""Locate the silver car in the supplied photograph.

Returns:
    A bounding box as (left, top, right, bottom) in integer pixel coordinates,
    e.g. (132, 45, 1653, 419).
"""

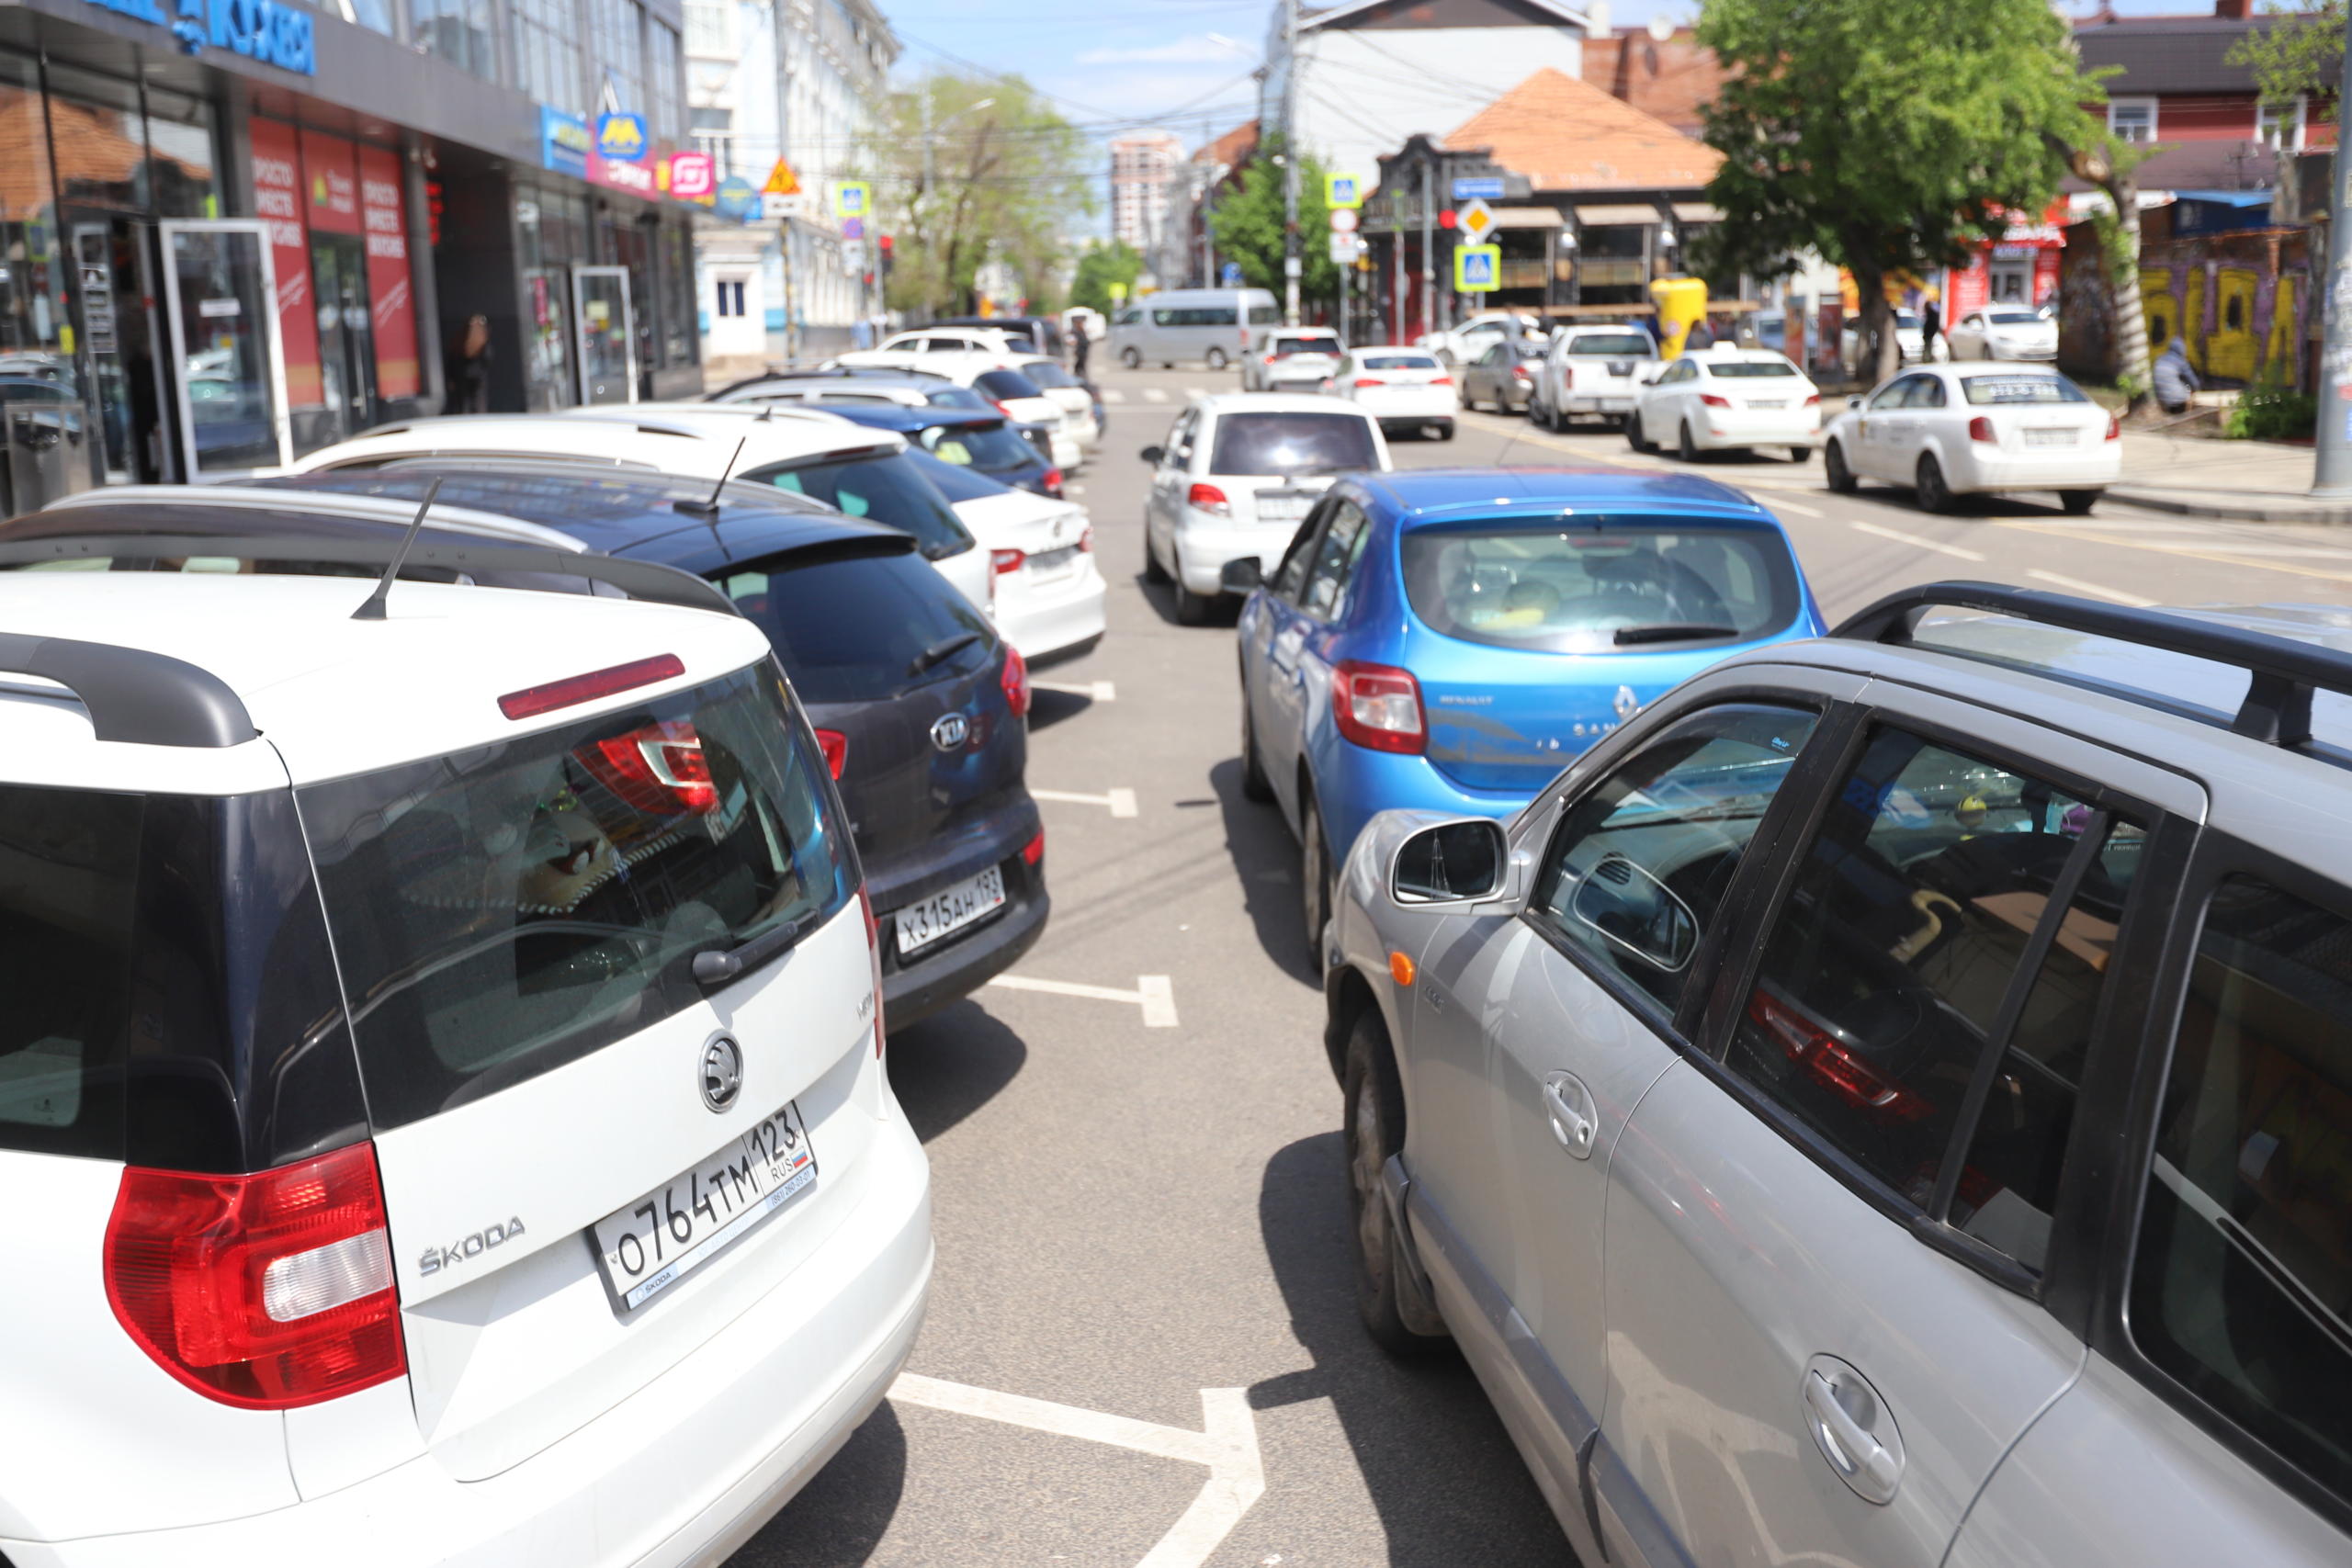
(1325, 581, 2352, 1568)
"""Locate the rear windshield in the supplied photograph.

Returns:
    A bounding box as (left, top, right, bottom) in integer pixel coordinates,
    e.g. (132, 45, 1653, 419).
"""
(915, 420, 1036, 471)
(1017, 361, 1084, 390)
(721, 548, 995, 704)
(1271, 335, 1340, 356)
(742, 454, 974, 558)
(975, 369, 1045, 401)
(1962, 375, 2088, 406)
(924, 384, 990, 410)
(1360, 354, 1438, 371)
(1705, 360, 1801, 378)
(1208, 412, 1378, 476)
(908, 447, 1012, 502)
(1401, 524, 1802, 652)
(1986, 310, 2042, 325)
(300, 666, 852, 1129)
(1565, 333, 1650, 357)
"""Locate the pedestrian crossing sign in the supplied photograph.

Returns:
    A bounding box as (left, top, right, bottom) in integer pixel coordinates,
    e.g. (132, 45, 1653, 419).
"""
(1325, 173, 1364, 209)
(1454, 244, 1501, 292)
(762, 159, 801, 196)
(830, 180, 870, 219)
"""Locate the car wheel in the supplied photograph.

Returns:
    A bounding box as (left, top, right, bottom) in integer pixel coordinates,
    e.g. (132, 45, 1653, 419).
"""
(1626, 412, 1648, 453)
(1238, 682, 1274, 803)
(2061, 489, 2102, 515)
(1787, 444, 1814, 464)
(1345, 1010, 1450, 1356)
(1435, 420, 1455, 442)
(1825, 440, 1858, 493)
(1917, 453, 1955, 513)
(1300, 785, 1331, 966)
(1174, 578, 1215, 626)
(1120, 347, 1141, 370)
(1206, 347, 1229, 371)
(1142, 529, 1170, 583)
(1679, 420, 1701, 463)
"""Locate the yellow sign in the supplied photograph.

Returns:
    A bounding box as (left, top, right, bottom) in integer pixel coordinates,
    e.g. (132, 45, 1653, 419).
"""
(830, 180, 871, 219)
(1454, 244, 1500, 292)
(762, 158, 801, 196)
(1108, 282, 1127, 301)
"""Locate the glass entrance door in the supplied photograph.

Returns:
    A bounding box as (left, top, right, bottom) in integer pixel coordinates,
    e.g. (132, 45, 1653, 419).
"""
(159, 220, 291, 475)
(572, 265, 636, 404)
(525, 266, 575, 410)
(310, 232, 377, 446)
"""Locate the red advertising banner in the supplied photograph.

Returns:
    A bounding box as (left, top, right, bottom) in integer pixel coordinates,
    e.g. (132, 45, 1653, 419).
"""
(301, 130, 362, 236)
(249, 118, 321, 409)
(357, 146, 419, 400)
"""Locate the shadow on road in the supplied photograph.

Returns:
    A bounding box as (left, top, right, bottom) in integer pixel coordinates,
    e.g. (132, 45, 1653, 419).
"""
(1131, 571, 1243, 630)
(1026, 684, 1094, 731)
(1206, 756, 1317, 987)
(1248, 1134, 1575, 1566)
(886, 999, 1027, 1145)
(727, 1403, 909, 1568)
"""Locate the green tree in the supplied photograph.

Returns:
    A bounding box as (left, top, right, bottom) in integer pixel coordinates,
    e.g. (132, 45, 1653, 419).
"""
(1696, 0, 2096, 385)
(2231, 2, 2342, 116)
(1209, 140, 1340, 316)
(1069, 240, 1145, 315)
(858, 74, 1095, 317)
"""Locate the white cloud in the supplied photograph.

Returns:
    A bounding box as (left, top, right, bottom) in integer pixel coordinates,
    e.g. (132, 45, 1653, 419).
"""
(1077, 35, 1250, 66)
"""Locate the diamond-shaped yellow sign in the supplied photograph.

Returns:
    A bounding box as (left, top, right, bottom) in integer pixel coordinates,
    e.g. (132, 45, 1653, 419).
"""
(1457, 197, 1496, 242)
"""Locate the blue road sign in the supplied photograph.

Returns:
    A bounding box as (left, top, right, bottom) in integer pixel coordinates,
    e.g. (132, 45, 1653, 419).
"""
(1452, 176, 1506, 201)
(1221, 261, 1244, 287)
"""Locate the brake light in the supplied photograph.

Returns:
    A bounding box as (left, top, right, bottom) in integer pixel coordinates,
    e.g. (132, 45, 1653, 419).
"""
(1078, 525, 1094, 553)
(1331, 660, 1426, 754)
(1747, 990, 1930, 1122)
(989, 399, 1014, 417)
(1187, 482, 1231, 515)
(1263, 354, 1278, 365)
(1511, 364, 1531, 380)
(1968, 416, 1997, 444)
(1430, 375, 1453, 387)
(1803, 392, 1820, 407)
(104, 1143, 405, 1410)
(1351, 377, 1385, 388)
(815, 728, 848, 779)
(2104, 412, 2120, 441)
(1022, 827, 1045, 865)
(1699, 393, 1731, 409)
(498, 653, 684, 720)
(991, 547, 1025, 575)
(859, 886, 885, 1056)
(1042, 467, 1065, 498)
(581, 720, 718, 814)
(1001, 644, 1031, 718)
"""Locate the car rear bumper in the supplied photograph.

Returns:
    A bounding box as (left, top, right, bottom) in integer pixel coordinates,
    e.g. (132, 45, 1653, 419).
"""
(880, 853, 1049, 1030)
(13, 1127, 934, 1568)
(1173, 518, 1303, 595)
(1355, 390, 1454, 421)
(1560, 393, 1634, 413)
(1696, 415, 1819, 448)
(1001, 558, 1109, 660)
(1948, 445, 2121, 492)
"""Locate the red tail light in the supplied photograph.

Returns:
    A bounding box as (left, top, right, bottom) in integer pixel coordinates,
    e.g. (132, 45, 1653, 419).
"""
(1560, 365, 1575, 389)
(1511, 364, 1532, 380)
(1803, 392, 1820, 406)
(989, 399, 1014, 417)
(2104, 412, 2120, 441)
(104, 1143, 405, 1410)
(1331, 660, 1426, 754)
(1351, 377, 1385, 389)
(498, 652, 684, 720)
(991, 547, 1025, 575)
(1187, 481, 1231, 515)
(1042, 467, 1065, 498)
(1698, 393, 1731, 409)
(1430, 375, 1453, 387)
(859, 886, 885, 1056)
(1079, 525, 1094, 553)
(1001, 644, 1031, 718)
(1968, 416, 1997, 444)
(1022, 827, 1045, 865)
(815, 728, 848, 779)
(581, 720, 718, 814)
(1747, 990, 1930, 1122)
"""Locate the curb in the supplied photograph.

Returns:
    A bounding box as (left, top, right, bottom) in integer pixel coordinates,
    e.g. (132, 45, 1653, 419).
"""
(2109, 488, 2352, 525)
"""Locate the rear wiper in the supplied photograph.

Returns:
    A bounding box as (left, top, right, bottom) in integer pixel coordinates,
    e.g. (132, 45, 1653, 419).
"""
(907, 630, 981, 676)
(1612, 622, 1738, 646)
(693, 910, 817, 987)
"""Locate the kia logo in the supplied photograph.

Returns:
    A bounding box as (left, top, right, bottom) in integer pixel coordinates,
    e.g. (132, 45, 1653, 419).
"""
(700, 1036, 743, 1112)
(932, 713, 971, 751)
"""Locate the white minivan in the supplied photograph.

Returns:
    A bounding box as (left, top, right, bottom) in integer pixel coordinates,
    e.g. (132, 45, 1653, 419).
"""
(1108, 288, 1281, 371)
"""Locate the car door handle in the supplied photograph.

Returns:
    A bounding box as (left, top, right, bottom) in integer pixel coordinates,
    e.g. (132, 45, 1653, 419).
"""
(1803, 1359, 1905, 1506)
(1542, 1071, 1597, 1160)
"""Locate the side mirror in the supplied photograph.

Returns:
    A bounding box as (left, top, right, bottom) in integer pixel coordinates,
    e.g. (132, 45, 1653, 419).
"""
(1846, 395, 1862, 411)
(1391, 818, 1508, 904)
(1219, 557, 1264, 593)
(1139, 444, 1165, 466)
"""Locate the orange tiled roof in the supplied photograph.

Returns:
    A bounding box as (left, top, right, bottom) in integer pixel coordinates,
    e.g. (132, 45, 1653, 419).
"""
(1193, 119, 1258, 168)
(1441, 66, 1720, 192)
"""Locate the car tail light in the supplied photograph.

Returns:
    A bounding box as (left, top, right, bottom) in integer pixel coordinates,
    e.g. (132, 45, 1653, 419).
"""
(498, 652, 684, 720)
(1022, 827, 1045, 866)
(1331, 660, 1426, 754)
(1699, 393, 1731, 409)
(104, 1143, 405, 1410)
(580, 720, 718, 814)
(1043, 467, 1065, 498)
(1511, 363, 1532, 380)
(1263, 354, 1278, 365)
(1079, 525, 1094, 553)
(1803, 392, 1820, 407)
(858, 886, 885, 1057)
(1560, 365, 1575, 389)
(1351, 377, 1385, 389)
(815, 728, 848, 779)
(1187, 482, 1231, 515)
(1001, 644, 1031, 718)
(989, 399, 1014, 417)
(2104, 412, 2120, 441)
(1430, 375, 1453, 387)
(991, 547, 1025, 576)
(1747, 990, 1930, 1122)
(1968, 416, 1997, 444)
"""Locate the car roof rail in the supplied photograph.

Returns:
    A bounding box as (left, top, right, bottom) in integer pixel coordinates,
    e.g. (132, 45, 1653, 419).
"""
(1834, 579, 2352, 748)
(0, 630, 256, 747)
(0, 535, 745, 620)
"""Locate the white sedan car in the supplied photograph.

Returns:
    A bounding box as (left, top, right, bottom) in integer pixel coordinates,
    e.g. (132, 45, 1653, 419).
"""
(1821, 363, 2119, 513)
(1319, 349, 1454, 441)
(1628, 348, 1820, 461)
(910, 450, 1105, 660)
(1948, 307, 2060, 362)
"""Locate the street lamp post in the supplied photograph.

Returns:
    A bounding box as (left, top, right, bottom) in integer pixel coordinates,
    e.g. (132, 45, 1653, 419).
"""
(1281, 0, 1301, 326)
(2313, 13, 2352, 495)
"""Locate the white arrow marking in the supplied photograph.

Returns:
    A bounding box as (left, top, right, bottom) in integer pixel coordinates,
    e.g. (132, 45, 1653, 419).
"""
(1033, 786, 1137, 817)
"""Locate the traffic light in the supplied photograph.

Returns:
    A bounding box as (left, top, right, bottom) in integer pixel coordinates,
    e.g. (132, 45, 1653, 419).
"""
(1437, 209, 1457, 230)
(878, 234, 895, 278)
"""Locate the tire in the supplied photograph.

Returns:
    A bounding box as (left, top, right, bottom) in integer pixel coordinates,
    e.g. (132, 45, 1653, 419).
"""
(1344, 1010, 1450, 1356)
(1238, 683, 1274, 802)
(1679, 420, 1701, 464)
(1120, 347, 1141, 370)
(1434, 420, 1455, 442)
(1174, 578, 1214, 626)
(1142, 529, 1170, 583)
(1205, 347, 1229, 371)
(1787, 444, 1814, 464)
(1627, 412, 1650, 453)
(1917, 453, 1954, 513)
(1300, 785, 1331, 967)
(1825, 440, 1857, 493)
(2061, 489, 2102, 515)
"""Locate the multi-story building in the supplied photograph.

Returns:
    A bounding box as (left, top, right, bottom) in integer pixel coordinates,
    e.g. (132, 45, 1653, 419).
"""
(2075, 0, 2334, 194)
(688, 0, 898, 370)
(1110, 131, 1186, 254)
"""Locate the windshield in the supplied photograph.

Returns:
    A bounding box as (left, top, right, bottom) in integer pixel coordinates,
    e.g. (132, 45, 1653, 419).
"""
(1400, 523, 1802, 652)
(907, 446, 1013, 502)
(1271, 335, 1340, 357)
(1706, 360, 1802, 379)
(1018, 360, 1084, 390)
(1962, 375, 2088, 406)
(924, 384, 990, 410)
(975, 368, 1046, 401)
(913, 419, 1038, 472)
(1207, 412, 1378, 476)
(742, 453, 975, 558)
(1360, 354, 1438, 371)
(1987, 311, 2043, 325)
(1565, 333, 1650, 357)
(723, 547, 995, 704)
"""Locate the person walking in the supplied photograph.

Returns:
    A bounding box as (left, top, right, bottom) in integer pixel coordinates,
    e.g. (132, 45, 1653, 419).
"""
(1071, 315, 1091, 378)
(2154, 338, 2201, 415)
(1919, 295, 1943, 361)
(446, 313, 492, 413)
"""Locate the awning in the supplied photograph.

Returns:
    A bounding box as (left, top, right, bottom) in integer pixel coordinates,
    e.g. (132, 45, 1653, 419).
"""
(1488, 206, 1562, 229)
(1574, 203, 1662, 227)
(1670, 202, 1723, 222)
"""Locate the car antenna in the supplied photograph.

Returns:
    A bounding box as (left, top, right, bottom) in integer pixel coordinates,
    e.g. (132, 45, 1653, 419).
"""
(350, 475, 446, 621)
(673, 434, 751, 520)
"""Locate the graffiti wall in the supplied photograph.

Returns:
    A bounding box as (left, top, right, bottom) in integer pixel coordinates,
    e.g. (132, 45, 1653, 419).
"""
(2060, 218, 2313, 389)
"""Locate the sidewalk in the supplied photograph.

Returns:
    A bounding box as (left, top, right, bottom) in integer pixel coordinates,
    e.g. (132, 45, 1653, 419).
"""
(2109, 429, 2352, 523)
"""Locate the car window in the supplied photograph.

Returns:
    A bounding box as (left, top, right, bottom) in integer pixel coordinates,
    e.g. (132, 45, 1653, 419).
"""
(1270, 505, 1328, 601)
(1019, 360, 1083, 390)
(913, 420, 1035, 471)
(1530, 704, 1821, 1015)
(1708, 360, 1802, 379)
(1870, 376, 1920, 411)
(721, 547, 993, 704)
(1298, 501, 1370, 619)
(741, 455, 973, 558)
(1567, 333, 1651, 357)
(975, 369, 1045, 401)
(1167, 411, 1196, 468)
(1909, 377, 1948, 409)
(1477, 344, 1507, 367)
(2129, 874, 2352, 1508)
(1248, 303, 1282, 325)
(1207, 412, 1378, 476)
(1962, 375, 2089, 406)
(1724, 726, 2132, 1249)
(1360, 354, 1438, 371)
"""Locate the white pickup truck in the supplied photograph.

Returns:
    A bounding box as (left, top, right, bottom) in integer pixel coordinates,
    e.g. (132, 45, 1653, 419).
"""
(1529, 325, 1659, 430)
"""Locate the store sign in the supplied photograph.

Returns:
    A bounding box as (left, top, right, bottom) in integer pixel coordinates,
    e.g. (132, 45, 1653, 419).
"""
(668, 152, 716, 199)
(596, 113, 648, 164)
(716, 176, 759, 221)
(85, 0, 314, 73)
(541, 107, 591, 179)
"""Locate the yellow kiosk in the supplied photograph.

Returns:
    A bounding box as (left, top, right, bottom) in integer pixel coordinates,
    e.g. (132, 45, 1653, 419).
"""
(1650, 276, 1710, 359)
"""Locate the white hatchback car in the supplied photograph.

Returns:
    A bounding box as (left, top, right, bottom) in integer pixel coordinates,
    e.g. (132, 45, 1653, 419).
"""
(0, 555, 928, 1567)
(1820, 364, 2120, 513)
(1320, 349, 1454, 441)
(1140, 393, 1391, 624)
(1243, 329, 1345, 392)
(1629, 348, 1821, 462)
(1948, 308, 2061, 362)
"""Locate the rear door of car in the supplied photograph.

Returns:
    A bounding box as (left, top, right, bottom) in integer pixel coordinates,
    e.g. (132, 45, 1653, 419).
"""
(1262, 499, 1370, 833)
(1594, 683, 2205, 1567)
(1853, 374, 1924, 480)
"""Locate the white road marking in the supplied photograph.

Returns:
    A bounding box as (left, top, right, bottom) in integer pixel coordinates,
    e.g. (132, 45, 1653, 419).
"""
(2000, 519, 2352, 583)
(2025, 569, 2157, 607)
(1143, 388, 1169, 403)
(888, 1375, 1262, 1568)
(1033, 786, 1139, 818)
(1849, 519, 1988, 561)
(987, 972, 1180, 1026)
(1182, 386, 1208, 400)
(1101, 388, 1127, 403)
(1762, 494, 1825, 518)
(1034, 678, 1116, 701)
(1068, 483, 1087, 498)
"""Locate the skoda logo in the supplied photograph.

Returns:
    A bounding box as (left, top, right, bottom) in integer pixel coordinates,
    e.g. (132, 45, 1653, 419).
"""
(1613, 684, 1642, 723)
(700, 1036, 743, 1112)
(931, 712, 971, 751)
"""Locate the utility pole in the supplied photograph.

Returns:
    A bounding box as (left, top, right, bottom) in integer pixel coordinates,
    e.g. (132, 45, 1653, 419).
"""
(2314, 9, 2352, 494)
(1282, 0, 1301, 325)
(1419, 158, 1434, 344)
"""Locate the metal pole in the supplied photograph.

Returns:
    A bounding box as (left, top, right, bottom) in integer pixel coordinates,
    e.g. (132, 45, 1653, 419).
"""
(2314, 12, 2352, 493)
(1282, 0, 1301, 326)
(1419, 158, 1434, 344)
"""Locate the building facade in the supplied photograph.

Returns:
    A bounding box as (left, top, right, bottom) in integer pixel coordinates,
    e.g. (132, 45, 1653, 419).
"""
(1109, 130, 1183, 254)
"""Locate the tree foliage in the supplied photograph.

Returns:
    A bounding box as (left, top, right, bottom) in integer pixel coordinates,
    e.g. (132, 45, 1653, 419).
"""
(1209, 140, 1340, 311)
(2231, 2, 2343, 116)
(860, 74, 1095, 317)
(1695, 0, 2098, 382)
(1069, 240, 1145, 315)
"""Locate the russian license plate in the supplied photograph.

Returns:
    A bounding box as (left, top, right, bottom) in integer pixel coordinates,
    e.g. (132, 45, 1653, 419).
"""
(1026, 545, 1080, 576)
(896, 864, 1007, 956)
(593, 1102, 817, 1313)
(2025, 427, 2075, 446)
(1747, 400, 1787, 411)
(1257, 493, 1313, 522)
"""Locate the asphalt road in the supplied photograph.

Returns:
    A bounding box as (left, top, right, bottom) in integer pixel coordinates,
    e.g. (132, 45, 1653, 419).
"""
(729, 361, 2352, 1568)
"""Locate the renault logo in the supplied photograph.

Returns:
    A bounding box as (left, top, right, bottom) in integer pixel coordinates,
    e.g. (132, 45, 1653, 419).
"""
(1613, 684, 1641, 723)
(931, 712, 970, 751)
(700, 1036, 743, 1112)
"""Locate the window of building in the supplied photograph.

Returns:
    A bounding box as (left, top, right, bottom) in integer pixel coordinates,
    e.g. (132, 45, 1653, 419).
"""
(514, 0, 585, 113)
(592, 0, 648, 114)
(2109, 97, 2157, 144)
(2257, 96, 2306, 152)
(413, 0, 496, 79)
(330, 0, 395, 35)
(717, 278, 745, 318)
(691, 107, 733, 178)
(684, 0, 729, 56)
(647, 20, 682, 141)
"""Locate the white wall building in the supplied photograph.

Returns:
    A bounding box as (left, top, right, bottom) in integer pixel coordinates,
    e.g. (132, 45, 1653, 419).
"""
(687, 0, 898, 370)
(1110, 131, 1186, 254)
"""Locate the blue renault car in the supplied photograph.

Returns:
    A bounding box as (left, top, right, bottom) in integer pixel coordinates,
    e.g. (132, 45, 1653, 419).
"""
(1228, 468, 1826, 959)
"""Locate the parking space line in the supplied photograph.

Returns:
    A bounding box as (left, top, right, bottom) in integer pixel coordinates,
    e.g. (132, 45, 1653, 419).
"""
(1849, 519, 1987, 561)
(2025, 569, 2157, 607)
(987, 972, 1180, 1026)
(1999, 519, 2352, 583)
(1182, 386, 1208, 400)
(1101, 389, 1127, 403)
(1035, 678, 1117, 702)
(1763, 495, 1825, 518)
(1143, 388, 1169, 403)
(1033, 786, 1139, 818)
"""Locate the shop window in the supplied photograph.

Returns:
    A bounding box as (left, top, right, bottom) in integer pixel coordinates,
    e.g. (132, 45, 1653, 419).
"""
(0, 54, 65, 368)
(143, 85, 219, 220)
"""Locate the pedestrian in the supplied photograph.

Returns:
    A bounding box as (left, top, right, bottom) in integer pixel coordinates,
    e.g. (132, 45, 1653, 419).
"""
(447, 313, 492, 413)
(2154, 338, 2201, 415)
(1072, 315, 1091, 378)
(1683, 316, 1715, 354)
(1919, 296, 1942, 360)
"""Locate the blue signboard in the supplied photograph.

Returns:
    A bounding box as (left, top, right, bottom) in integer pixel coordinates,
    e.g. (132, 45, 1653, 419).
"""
(596, 113, 649, 164)
(85, 0, 314, 73)
(715, 176, 759, 221)
(541, 107, 591, 178)
(1220, 261, 1243, 288)
(1452, 175, 1506, 201)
